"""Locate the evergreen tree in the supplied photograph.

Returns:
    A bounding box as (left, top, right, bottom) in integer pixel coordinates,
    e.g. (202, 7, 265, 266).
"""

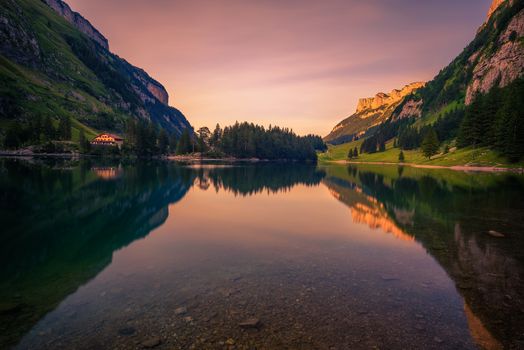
(169, 134, 178, 154)
(211, 123, 222, 147)
(399, 150, 405, 162)
(348, 148, 354, 159)
(176, 128, 192, 155)
(59, 116, 72, 140)
(458, 94, 483, 147)
(78, 129, 89, 153)
(158, 129, 169, 154)
(43, 116, 55, 141)
(421, 128, 439, 159)
(4, 124, 22, 149)
(353, 147, 358, 158)
(379, 141, 386, 152)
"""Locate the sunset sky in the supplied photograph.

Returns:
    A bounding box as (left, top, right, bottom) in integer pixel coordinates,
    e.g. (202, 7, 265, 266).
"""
(67, 0, 492, 135)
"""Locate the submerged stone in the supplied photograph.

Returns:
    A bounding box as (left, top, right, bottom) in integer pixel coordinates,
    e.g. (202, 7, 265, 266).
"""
(488, 230, 505, 238)
(238, 318, 261, 329)
(118, 327, 136, 336)
(141, 336, 161, 348)
(175, 306, 187, 315)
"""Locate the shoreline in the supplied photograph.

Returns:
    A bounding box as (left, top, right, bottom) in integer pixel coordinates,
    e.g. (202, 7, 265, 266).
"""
(2, 153, 522, 172)
(323, 160, 524, 173)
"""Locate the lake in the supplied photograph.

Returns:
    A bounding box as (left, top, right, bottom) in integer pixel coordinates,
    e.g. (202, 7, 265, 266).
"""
(1, 158, 523, 349)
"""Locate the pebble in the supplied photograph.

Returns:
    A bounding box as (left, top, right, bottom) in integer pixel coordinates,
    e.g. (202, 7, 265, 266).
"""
(118, 327, 136, 336)
(141, 336, 161, 348)
(175, 306, 187, 315)
(488, 230, 505, 238)
(238, 318, 261, 329)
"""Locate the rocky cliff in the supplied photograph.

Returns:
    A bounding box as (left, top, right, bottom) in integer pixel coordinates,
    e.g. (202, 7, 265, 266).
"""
(356, 82, 425, 113)
(487, 0, 507, 20)
(0, 0, 190, 136)
(42, 0, 171, 107)
(466, 4, 524, 104)
(42, 0, 108, 50)
(324, 82, 424, 144)
(395, 0, 523, 122)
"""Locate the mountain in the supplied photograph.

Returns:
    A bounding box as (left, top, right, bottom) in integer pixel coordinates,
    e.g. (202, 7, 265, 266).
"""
(323, 0, 524, 162)
(324, 82, 425, 144)
(393, 0, 523, 122)
(0, 0, 192, 138)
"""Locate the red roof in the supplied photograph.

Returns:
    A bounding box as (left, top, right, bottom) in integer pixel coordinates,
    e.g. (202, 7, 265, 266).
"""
(94, 133, 123, 141)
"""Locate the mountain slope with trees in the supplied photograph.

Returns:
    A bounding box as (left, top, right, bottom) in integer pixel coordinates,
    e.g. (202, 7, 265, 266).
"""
(0, 0, 192, 149)
(321, 0, 524, 165)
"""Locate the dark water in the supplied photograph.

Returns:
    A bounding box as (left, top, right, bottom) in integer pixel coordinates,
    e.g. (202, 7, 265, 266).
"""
(1, 159, 523, 350)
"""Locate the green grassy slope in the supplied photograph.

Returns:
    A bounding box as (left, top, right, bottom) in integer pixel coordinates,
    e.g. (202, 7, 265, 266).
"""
(0, 0, 119, 133)
(0, 0, 191, 145)
(319, 140, 524, 168)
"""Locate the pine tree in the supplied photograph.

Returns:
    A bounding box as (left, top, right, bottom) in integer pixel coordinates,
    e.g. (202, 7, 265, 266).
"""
(421, 128, 439, 159)
(43, 116, 55, 141)
(58, 116, 72, 140)
(211, 123, 222, 147)
(158, 129, 169, 154)
(353, 147, 358, 158)
(79, 129, 88, 153)
(176, 128, 192, 155)
(348, 148, 354, 159)
(399, 150, 405, 162)
(169, 134, 178, 154)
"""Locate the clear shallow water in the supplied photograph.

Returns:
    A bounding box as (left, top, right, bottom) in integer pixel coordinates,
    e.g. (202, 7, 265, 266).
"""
(1, 159, 523, 349)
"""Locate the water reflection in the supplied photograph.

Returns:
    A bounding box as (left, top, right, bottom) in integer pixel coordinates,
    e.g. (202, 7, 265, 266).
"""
(0, 159, 324, 348)
(323, 164, 524, 349)
(0, 159, 523, 349)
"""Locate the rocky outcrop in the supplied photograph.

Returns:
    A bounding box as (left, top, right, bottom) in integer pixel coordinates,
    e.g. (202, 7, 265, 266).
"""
(0, 1, 41, 66)
(356, 82, 425, 113)
(393, 99, 423, 120)
(466, 8, 524, 104)
(42, 0, 109, 50)
(42, 0, 172, 108)
(130, 66, 170, 105)
(147, 82, 169, 105)
(487, 0, 507, 20)
(324, 82, 424, 144)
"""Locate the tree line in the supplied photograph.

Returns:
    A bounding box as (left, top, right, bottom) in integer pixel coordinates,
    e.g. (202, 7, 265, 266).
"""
(457, 78, 524, 161)
(2, 115, 72, 150)
(201, 122, 324, 161)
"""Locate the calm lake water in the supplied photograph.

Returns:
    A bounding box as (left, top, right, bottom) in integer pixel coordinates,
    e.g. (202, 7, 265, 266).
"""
(1, 158, 523, 349)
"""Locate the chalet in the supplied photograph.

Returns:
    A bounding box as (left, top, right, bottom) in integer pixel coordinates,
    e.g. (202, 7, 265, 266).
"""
(91, 133, 124, 148)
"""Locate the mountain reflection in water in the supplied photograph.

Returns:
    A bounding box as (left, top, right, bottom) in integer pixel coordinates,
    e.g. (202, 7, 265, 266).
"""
(0, 159, 523, 349)
(323, 164, 524, 349)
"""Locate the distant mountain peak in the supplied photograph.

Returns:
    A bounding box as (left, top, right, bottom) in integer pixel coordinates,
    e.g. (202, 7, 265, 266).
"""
(487, 0, 507, 21)
(324, 82, 425, 144)
(42, 0, 109, 50)
(355, 82, 425, 113)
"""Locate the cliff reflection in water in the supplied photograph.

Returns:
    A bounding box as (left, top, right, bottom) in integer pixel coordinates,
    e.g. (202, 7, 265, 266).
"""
(323, 165, 524, 349)
(0, 159, 324, 348)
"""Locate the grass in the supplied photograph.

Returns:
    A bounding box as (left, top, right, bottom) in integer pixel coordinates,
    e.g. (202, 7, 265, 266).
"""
(0, 0, 130, 146)
(415, 100, 464, 127)
(319, 139, 524, 168)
